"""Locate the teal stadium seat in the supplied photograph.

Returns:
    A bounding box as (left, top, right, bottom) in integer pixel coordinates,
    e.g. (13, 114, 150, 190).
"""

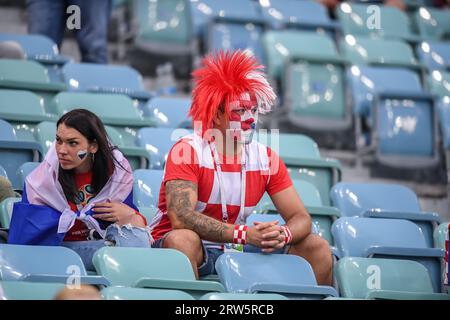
(332, 217, 445, 293)
(133, 169, 164, 207)
(256, 132, 341, 206)
(0, 197, 20, 228)
(414, 7, 450, 41)
(416, 41, 450, 71)
(101, 286, 195, 300)
(335, 257, 450, 300)
(0, 119, 43, 189)
(336, 3, 420, 43)
(0, 59, 66, 110)
(0, 281, 66, 300)
(0, 89, 57, 141)
(136, 127, 192, 169)
(215, 252, 338, 299)
(0, 33, 70, 82)
(433, 222, 449, 250)
(16, 162, 39, 189)
(51, 92, 155, 147)
(143, 96, 192, 128)
(93, 247, 225, 298)
(0, 164, 7, 178)
(330, 182, 441, 247)
(0, 244, 109, 286)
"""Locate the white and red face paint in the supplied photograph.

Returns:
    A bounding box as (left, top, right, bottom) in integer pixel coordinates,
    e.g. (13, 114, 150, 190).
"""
(228, 92, 258, 144)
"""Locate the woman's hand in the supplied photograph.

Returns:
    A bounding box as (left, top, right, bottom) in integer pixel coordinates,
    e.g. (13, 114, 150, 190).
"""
(92, 202, 145, 227)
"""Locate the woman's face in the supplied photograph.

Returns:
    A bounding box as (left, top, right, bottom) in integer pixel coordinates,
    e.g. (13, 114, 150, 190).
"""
(55, 123, 98, 173)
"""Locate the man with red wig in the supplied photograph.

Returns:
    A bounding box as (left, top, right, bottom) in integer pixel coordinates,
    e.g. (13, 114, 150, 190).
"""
(149, 50, 332, 285)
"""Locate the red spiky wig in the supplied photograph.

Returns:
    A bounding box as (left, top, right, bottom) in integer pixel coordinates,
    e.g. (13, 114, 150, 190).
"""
(189, 50, 276, 134)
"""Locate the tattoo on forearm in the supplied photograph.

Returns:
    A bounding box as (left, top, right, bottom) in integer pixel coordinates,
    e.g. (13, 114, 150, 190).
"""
(166, 180, 230, 242)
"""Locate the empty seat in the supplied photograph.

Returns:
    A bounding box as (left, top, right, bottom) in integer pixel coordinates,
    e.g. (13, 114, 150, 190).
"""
(428, 70, 450, 99)
(0, 119, 43, 189)
(0, 281, 66, 300)
(337, 3, 419, 42)
(340, 36, 421, 71)
(256, 132, 341, 206)
(0, 89, 57, 141)
(0, 164, 7, 178)
(52, 92, 155, 147)
(414, 7, 450, 41)
(263, 31, 351, 140)
(143, 96, 192, 128)
(259, 0, 338, 38)
(0, 197, 19, 228)
(417, 41, 450, 70)
(0, 244, 109, 286)
(200, 292, 288, 300)
(215, 252, 337, 299)
(332, 217, 445, 292)
(330, 182, 441, 247)
(93, 247, 225, 298)
(136, 127, 192, 169)
(349, 66, 439, 169)
(192, 0, 265, 63)
(101, 286, 195, 300)
(62, 62, 153, 107)
(133, 169, 164, 207)
(335, 257, 450, 300)
(0, 33, 70, 82)
(16, 162, 39, 190)
(0, 59, 66, 109)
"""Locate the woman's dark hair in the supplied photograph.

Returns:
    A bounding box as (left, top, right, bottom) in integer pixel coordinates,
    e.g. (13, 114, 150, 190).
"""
(56, 109, 121, 203)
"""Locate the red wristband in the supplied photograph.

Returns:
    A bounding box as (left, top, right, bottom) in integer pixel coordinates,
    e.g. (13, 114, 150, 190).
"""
(281, 225, 293, 244)
(233, 225, 248, 245)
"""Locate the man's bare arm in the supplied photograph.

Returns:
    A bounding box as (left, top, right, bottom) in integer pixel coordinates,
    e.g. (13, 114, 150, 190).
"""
(165, 180, 235, 243)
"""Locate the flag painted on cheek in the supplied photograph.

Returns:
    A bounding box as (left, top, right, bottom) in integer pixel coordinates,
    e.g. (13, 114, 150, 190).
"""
(77, 149, 87, 160)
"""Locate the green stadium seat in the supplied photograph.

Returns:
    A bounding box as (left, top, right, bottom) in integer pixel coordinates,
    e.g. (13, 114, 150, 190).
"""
(433, 222, 449, 250)
(335, 257, 450, 299)
(414, 7, 450, 41)
(101, 286, 195, 300)
(0, 197, 20, 228)
(93, 247, 225, 298)
(0, 89, 57, 141)
(0, 281, 66, 300)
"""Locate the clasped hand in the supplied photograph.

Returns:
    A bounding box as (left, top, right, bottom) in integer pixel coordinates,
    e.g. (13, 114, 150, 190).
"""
(247, 221, 286, 253)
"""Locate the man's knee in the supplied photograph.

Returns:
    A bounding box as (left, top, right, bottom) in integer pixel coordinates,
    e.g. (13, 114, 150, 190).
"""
(291, 233, 332, 261)
(163, 229, 202, 251)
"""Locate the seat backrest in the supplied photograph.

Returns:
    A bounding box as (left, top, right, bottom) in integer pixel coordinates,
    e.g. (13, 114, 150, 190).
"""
(0, 197, 20, 228)
(341, 36, 418, 67)
(0, 33, 59, 59)
(136, 127, 192, 169)
(0, 118, 16, 140)
(337, 3, 415, 40)
(259, 0, 331, 29)
(256, 132, 321, 159)
(437, 97, 450, 149)
(428, 70, 450, 99)
(16, 162, 40, 189)
(0, 59, 50, 84)
(62, 62, 144, 93)
(144, 96, 192, 128)
(417, 41, 450, 70)
(262, 30, 338, 80)
(92, 247, 196, 286)
(335, 257, 435, 299)
(133, 169, 165, 207)
(0, 164, 7, 178)
(0, 89, 55, 122)
(101, 286, 195, 300)
(433, 222, 449, 250)
(133, 0, 193, 46)
(332, 217, 428, 257)
(330, 182, 421, 217)
(0, 244, 89, 281)
(0, 281, 66, 300)
(216, 252, 318, 292)
(415, 8, 450, 41)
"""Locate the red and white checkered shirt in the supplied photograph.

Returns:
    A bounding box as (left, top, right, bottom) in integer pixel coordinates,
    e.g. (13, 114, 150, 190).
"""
(149, 133, 292, 249)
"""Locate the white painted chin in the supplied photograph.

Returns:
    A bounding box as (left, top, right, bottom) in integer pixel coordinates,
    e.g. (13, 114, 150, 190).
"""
(239, 129, 255, 144)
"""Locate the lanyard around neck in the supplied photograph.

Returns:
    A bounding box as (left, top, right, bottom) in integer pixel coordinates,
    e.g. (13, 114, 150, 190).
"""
(209, 141, 247, 223)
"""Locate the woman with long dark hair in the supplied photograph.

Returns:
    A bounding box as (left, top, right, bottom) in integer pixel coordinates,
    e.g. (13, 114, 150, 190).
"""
(9, 109, 151, 270)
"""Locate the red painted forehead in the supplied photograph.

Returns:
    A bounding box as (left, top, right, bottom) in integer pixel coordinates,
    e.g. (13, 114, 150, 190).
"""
(229, 92, 257, 110)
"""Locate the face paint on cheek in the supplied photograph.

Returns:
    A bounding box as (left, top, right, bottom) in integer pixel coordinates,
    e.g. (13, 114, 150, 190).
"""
(77, 150, 87, 160)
